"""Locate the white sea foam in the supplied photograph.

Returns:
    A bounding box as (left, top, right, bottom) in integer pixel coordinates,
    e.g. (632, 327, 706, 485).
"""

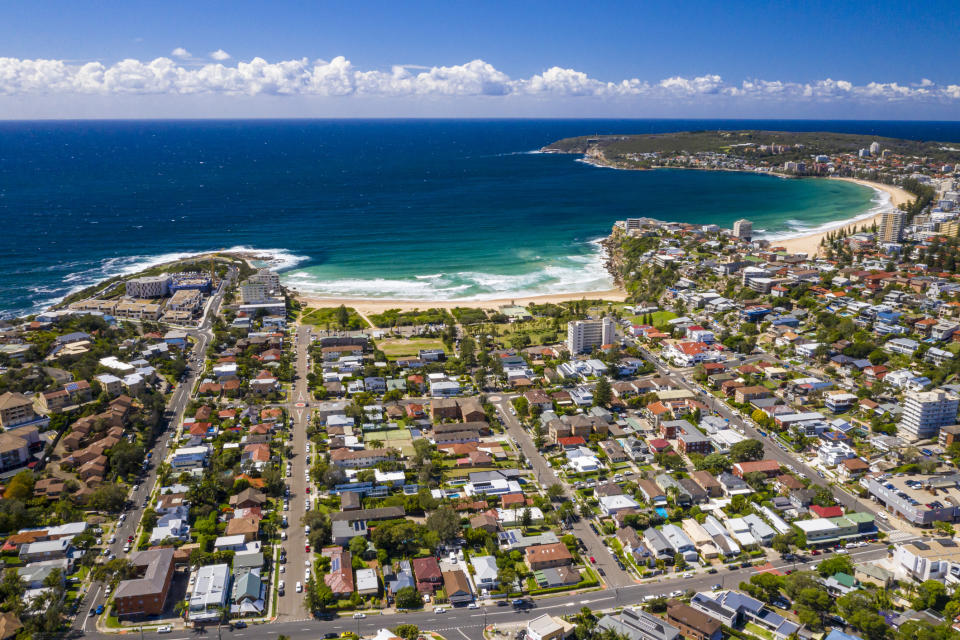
(757, 184, 894, 243)
(284, 239, 614, 301)
(29, 246, 309, 314)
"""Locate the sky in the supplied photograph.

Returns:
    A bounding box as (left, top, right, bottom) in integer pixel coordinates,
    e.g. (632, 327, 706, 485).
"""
(1, 0, 960, 119)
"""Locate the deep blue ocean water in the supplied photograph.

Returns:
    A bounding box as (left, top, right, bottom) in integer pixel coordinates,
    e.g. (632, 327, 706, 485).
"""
(2, 118, 960, 316)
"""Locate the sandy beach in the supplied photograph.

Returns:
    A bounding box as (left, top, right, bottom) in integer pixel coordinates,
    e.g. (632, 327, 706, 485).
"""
(293, 178, 910, 314)
(775, 177, 913, 256)
(296, 288, 628, 315)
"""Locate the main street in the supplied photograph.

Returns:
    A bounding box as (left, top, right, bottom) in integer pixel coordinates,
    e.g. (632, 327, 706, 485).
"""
(492, 399, 634, 588)
(80, 543, 895, 640)
(276, 324, 314, 620)
(76, 267, 235, 632)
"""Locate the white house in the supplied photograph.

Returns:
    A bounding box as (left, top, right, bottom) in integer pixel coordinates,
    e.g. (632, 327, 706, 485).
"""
(597, 495, 640, 516)
(471, 555, 499, 590)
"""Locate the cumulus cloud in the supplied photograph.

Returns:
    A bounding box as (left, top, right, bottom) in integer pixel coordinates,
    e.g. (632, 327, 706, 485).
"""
(0, 54, 957, 108)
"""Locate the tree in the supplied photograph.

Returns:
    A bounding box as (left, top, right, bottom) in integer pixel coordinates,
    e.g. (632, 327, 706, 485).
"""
(497, 565, 517, 593)
(914, 579, 948, 611)
(3, 471, 34, 501)
(729, 439, 764, 462)
(546, 484, 565, 501)
(700, 453, 732, 474)
(933, 521, 955, 537)
(816, 555, 854, 577)
(426, 507, 460, 543)
(88, 483, 129, 512)
(394, 625, 420, 640)
(750, 572, 785, 603)
(395, 586, 422, 609)
(593, 376, 612, 407)
(811, 486, 836, 508)
(533, 421, 545, 449)
(109, 440, 145, 479)
(349, 535, 368, 557)
(336, 305, 350, 329)
(520, 507, 533, 530)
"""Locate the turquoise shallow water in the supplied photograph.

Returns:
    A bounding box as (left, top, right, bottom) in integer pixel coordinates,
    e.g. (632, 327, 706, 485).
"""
(0, 118, 951, 315)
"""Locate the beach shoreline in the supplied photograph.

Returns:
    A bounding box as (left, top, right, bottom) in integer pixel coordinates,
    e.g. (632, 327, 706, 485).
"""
(294, 288, 628, 315)
(574, 154, 914, 257)
(773, 177, 912, 256)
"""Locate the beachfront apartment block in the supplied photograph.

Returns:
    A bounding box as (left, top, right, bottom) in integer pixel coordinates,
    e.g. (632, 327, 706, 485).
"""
(567, 317, 615, 355)
(881, 210, 906, 242)
(899, 389, 960, 440)
(125, 275, 171, 298)
(732, 219, 753, 241)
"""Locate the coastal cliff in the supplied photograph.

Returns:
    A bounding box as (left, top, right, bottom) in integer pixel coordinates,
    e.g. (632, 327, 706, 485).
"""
(600, 225, 628, 287)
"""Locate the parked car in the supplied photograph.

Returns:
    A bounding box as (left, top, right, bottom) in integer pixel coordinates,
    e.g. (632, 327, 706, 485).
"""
(158, 625, 172, 634)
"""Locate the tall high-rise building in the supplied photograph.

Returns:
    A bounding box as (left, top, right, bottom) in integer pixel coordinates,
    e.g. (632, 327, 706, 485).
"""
(870, 141, 881, 156)
(732, 219, 753, 241)
(899, 389, 959, 441)
(880, 210, 906, 242)
(567, 317, 615, 354)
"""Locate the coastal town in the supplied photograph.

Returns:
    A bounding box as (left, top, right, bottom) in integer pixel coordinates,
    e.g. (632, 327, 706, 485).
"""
(2, 137, 960, 640)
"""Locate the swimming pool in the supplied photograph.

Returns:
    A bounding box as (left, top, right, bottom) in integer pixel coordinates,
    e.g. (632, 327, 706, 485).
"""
(655, 507, 669, 518)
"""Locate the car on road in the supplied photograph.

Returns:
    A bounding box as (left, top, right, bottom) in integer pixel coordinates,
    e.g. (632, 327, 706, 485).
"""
(598, 568, 605, 576)
(88, 608, 96, 617)
(324, 634, 339, 639)
(468, 603, 479, 609)
(497, 601, 509, 607)
(296, 581, 302, 593)
(233, 622, 247, 629)
(95, 605, 104, 615)
(158, 625, 172, 634)
(683, 572, 694, 578)
(435, 607, 446, 614)
(590, 556, 596, 564)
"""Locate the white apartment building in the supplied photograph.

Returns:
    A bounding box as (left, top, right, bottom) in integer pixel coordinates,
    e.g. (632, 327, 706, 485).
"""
(125, 275, 171, 298)
(733, 219, 753, 241)
(247, 269, 281, 290)
(567, 317, 615, 355)
(239, 281, 273, 304)
(899, 389, 960, 441)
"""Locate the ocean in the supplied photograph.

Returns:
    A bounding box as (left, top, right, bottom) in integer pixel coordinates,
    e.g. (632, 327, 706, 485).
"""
(2, 118, 960, 317)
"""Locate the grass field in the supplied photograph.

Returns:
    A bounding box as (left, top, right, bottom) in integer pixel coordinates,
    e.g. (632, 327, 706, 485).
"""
(629, 310, 678, 326)
(300, 306, 369, 329)
(378, 338, 446, 358)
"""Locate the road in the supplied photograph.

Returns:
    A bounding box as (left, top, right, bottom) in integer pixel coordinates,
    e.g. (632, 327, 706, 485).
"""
(75, 267, 235, 632)
(632, 345, 895, 532)
(276, 324, 315, 620)
(81, 543, 894, 640)
(492, 399, 634, 588)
